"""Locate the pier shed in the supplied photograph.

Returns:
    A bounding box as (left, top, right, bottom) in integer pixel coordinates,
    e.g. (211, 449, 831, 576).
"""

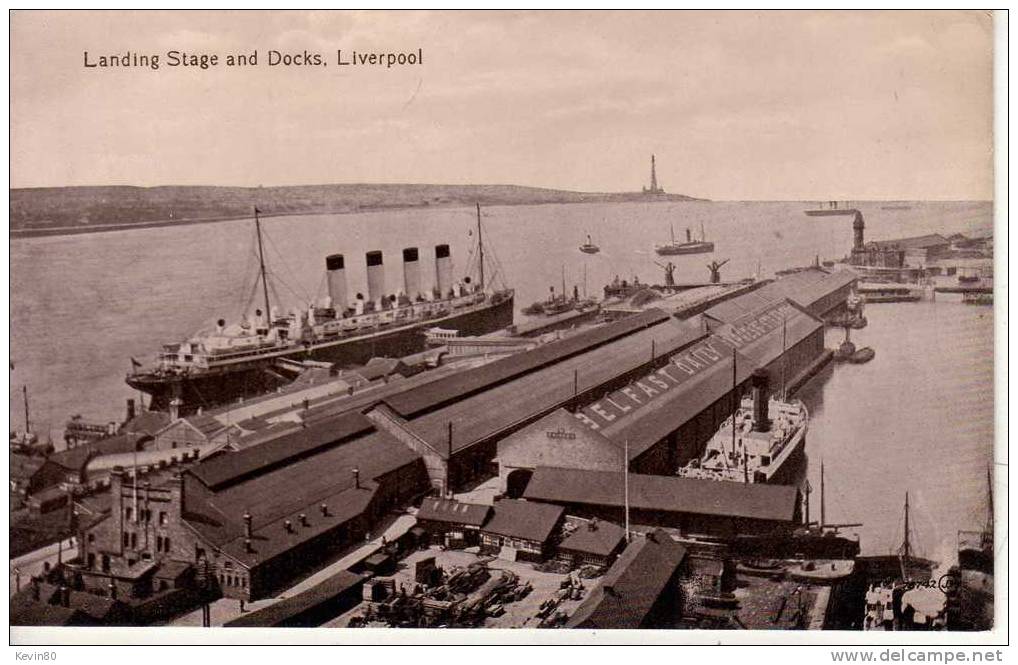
(478, 499, 565, 563)
(523, 466, 800, 539)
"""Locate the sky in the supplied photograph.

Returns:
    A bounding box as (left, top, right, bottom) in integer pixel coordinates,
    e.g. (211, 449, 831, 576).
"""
(10, 10, 995, 200)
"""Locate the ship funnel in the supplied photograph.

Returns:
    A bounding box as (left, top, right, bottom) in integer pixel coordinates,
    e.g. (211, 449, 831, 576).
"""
(402, 247, 421, 300)
(751, 369, 771, 433)
(366, 251, 385, 303)
(326, 254, 348, 310)
(435, 244, 452, 298)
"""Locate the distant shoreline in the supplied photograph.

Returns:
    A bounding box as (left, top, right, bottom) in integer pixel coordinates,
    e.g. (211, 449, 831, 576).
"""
(9, 184, 705, 239)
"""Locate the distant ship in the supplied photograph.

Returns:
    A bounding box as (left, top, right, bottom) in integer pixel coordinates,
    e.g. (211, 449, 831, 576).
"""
(579, 234, 600, 255)
(127, 205, 514, 414)
(805, 201, 858, 217)
(655, 223, 714, 256)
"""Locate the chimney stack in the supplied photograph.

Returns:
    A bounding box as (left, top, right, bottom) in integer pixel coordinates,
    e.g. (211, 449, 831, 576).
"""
(126, 398, 136, 422)
(402, 247, 421, 301)
(751, 369, 771, 433)
(434, 244, 452, 298)
(244, 538, 253, 553)
(353, 467, 361, 489)
(169, 397, 182, 422)
(299, 513, 308, 527)
(325, 254, 348, 310)
(284, 520, 293, 534)
(320, 503, 329, 517)
(243, 511, 253, 539)
(366, 251, 385, 304)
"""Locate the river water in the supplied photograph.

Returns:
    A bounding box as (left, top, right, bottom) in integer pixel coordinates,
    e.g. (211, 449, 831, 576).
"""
(10, 200, 994, 558)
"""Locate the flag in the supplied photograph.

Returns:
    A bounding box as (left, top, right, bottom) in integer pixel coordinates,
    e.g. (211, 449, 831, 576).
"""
(254, 207, 262, 214)
(130, 357, 142, 369)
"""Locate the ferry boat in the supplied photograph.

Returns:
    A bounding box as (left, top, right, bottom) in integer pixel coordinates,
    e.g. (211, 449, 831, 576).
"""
(678, 394, 808, 484)
(655, 223, 714, 256)
(578, 234, 600, 255)
(805, 201, 858, 217)
(127, 206, 514, 413)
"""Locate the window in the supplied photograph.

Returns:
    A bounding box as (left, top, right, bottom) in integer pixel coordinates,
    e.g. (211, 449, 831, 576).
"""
(101, 555, 110, 572)
(171, 441, 177, 449)
(123, 532, 131, 548)
(163, 536, 170, 552)
(155, 536, 163, 552)
(242, 577, 247, 589)
(88, 533, 95, 543)
(130, 532, 137, 548)
(125, 507, 133, 521)
(159, 512, 167, 526)
(87, 553, 95, 569)
(223, 561, 232, 570)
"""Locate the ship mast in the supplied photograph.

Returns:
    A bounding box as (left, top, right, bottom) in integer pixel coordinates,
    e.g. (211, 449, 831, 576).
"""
(476, 203, 485, 291)
(254, 207, 271, 328)
(820, 459, 826, 529)
(23, 385, 30, 434)
(900, 491, 912, 581)
(730, 346, 738, 463)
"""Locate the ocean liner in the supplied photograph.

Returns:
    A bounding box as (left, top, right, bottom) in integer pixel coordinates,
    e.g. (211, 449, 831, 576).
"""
(127, 206, 514, 413)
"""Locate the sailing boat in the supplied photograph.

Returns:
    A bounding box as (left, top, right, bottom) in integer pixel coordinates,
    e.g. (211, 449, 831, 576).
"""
(126, 206, 515, 414)
(579, 233, 600, 254)
(655, 222, 714, 256)
(862, 492, 945, 631)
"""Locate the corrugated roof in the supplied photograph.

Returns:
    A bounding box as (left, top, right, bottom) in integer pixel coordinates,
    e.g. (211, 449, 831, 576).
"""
(566, 530, 687, 629)
(404, 318, 705, 456)
(189, 411, 375, 490)
(184, 413, 227, 438)
(714, 300, 823, 370)
(385, 309, 672, 418)
(523, 466, 798, 523)
(224, 569, 368, 627)
(121, 410, 171, 436)
(416, 498, 491, 527)
(558, 520, 627, 557)
(480, 499, 564, 543)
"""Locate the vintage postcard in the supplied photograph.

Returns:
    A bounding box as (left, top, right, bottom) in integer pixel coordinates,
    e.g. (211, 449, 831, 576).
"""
(8, 9, 1004, 649)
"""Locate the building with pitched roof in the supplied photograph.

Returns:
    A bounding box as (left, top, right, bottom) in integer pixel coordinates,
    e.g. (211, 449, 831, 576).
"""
(414, 498, 491, 547)
(478, 499, 565, 562)
(566, 529, 689, 629)
(557, 518, 627, 568)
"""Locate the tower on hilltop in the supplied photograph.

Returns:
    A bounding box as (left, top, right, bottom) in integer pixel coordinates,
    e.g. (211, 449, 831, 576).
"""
(642, 154, 665, 195)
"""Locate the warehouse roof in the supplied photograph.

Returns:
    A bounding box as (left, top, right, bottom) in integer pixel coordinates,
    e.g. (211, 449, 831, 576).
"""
(756, 269, 858, 312)
(867, 233, 949, 250)
(524, 467, 799, 523)
(183, 428, 423, 568)
(714, 300, 823, 370)
(385, 309, 672, 418)
(121, 410, 171, 436)
(224, 569, 368, 627)
(416, 498, 491, 527)
(480, 499, 564, 544)
(189, 411, 375, 490)
(558, 519, 627, 557)
(566, 529, 687, 629)
(402, 318, 705, 456)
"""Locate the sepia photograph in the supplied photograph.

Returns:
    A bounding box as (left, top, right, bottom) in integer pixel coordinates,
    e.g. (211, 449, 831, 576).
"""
(7, 9, 1004, 648)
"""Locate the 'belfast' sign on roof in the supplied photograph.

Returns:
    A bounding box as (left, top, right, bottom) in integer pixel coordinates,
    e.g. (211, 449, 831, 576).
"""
(576, 337, 736, 431)
(714, 301, 798, 348)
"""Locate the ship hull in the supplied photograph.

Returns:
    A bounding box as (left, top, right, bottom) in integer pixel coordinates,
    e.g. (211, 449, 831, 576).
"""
(655, 242, 714, 256)
(128, 293, 515, 412)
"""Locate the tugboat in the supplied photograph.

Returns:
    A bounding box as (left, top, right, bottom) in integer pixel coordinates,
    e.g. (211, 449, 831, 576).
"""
(579, 234, 600, 255)
(678, 366, 808, 484)
(127, 205, 514, 414)
(655, 223, 714, 256)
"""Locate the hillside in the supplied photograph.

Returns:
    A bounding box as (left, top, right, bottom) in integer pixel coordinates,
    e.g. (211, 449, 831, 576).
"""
(10, 184, 703, 237)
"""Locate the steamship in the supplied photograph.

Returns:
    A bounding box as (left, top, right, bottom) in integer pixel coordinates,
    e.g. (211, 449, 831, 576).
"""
(126, 206, 514, 413)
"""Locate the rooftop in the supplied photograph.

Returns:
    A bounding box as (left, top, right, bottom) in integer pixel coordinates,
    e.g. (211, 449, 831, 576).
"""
(416, 498, 491, 527)
(866, 233, 950, 250)
(480, 499, 564, 543)
(559, 519, 628, 557)
(566, 529, 688, 628)
(523, 466, 799, 523)
(224, 569, 368, 627)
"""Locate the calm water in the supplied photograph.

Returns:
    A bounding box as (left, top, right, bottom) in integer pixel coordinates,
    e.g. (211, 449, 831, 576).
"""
(10, 200, 994, 558)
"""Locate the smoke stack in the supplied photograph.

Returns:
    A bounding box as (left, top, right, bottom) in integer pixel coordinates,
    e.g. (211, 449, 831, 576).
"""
(244, 538, 253, 553)
(752, 369, 771, 432)
(320, 503, 329, 517)
(169, 397, 182, 422)
(366, 251, 385, 303)
(243, 511, 252, 539)
(284, 520, 293, 534)
(326, 254, 348, 310)
(126, 398, 136, 422)
(402, 247, 421, 300)
(435, 244, 452, 298)
(853, 211, 865, 251)
(299, 513, 308, 527)
(353, 467, 360, 489)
